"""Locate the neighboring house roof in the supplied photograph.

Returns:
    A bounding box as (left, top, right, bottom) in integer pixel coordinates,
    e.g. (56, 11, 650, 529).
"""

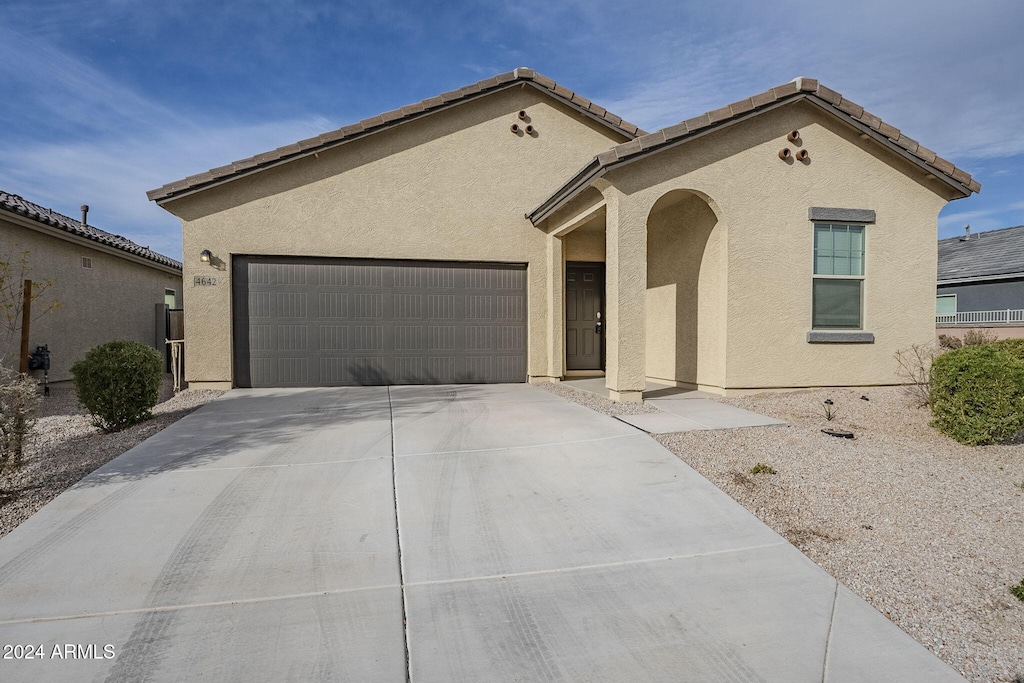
(938, 225, 1024, 284)
(529, 77, 981, 224)
(147, 68, 645, 203)
(0, 191, 183, 270)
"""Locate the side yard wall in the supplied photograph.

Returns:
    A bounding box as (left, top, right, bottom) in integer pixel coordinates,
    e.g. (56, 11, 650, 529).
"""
(0, 217, 183, 382)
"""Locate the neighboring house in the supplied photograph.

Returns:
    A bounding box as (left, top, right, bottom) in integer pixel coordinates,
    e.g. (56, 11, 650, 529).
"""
(147, 68, 978, 400)
(0, 191, 183, 382)
(936, 225, 1024, 340)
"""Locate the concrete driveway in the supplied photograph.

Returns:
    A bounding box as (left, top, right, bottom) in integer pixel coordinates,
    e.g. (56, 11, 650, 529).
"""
(0, 384, 962, 681)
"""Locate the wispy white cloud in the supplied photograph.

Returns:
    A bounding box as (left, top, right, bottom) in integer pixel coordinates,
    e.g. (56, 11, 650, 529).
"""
(0, 21, 337, 259)
(0, 117, 335, 259)
(589, 0, 1024, 162)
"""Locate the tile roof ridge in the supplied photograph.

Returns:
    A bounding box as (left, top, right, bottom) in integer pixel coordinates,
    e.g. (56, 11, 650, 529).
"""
(148, 69, 644, 203)
(603, 76, 979, 196)
(0, 190, 182, 270)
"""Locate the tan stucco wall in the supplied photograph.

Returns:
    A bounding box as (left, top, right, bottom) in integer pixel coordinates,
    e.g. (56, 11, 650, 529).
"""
(603, 100, 956, 392)
(161, 86, 628, 386)
(0, 217, 182, 381)
(563, 226, 606, 262)
(645, 191, 727, 389)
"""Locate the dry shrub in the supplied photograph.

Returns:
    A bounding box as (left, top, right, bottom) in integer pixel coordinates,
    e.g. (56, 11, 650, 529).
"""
(894, 343, 940, 407)
(0, 363, 40, 476)
(963, 328, 998, 346)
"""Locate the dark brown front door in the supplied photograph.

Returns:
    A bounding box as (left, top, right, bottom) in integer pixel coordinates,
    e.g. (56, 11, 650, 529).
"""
(565, 263, 604, 370)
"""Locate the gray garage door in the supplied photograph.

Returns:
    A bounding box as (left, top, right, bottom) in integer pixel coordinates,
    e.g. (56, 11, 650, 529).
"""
(232, 256, 527, 387)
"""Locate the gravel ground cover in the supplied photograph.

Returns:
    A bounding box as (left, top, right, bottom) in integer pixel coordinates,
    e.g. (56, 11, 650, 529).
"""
(551, 381, 1023, 683)
(0, 380, 223, 539)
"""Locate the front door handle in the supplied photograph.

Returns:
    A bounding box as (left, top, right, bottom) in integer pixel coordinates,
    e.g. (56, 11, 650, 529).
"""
(595, 321, 603, 335)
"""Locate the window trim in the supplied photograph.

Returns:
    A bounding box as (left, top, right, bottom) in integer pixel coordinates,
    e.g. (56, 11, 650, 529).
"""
(936, 293, 957, 316)
(811, 222, 866, 330)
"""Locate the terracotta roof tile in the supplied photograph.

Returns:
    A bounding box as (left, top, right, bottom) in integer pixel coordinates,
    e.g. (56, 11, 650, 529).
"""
(815, 84, 842, 106)
(750, 90, 777, 108)
(638, 130, 667, 151)
(895, 133, 919, 154)
(857, 110, 882, 130)
(837, 98, 865, 118)
(931, 156, 955, 175)
(876, 121, 899, 140)
(915, 144, 937, 164)
(148, 68, 644, 202)
(571, 93, 593, 109)
(532, 73, 556, 89)
(662, 121, 689, 138)
(729, 98, 754, 116)
(528, 76, 979, 224)
(683, 113, 712, 131)
(796, 77, 819, 92)
(707, 105, 733, 124)
(615, 139, 642, 159)
(772, 82, 799, 98)
(1, 190, 181, 269)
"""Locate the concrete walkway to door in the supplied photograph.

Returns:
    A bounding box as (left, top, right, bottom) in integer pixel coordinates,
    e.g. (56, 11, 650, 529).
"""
(0, 384, 962, 681)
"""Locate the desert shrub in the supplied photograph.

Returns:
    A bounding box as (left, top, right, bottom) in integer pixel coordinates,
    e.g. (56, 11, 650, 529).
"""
(71, 340, 163, 432)
(962, 328, 997, 346)
(894, 343, 940, 407)
(929, 344, 1024, 445)
(937, 334, 962, 350)
(0, 364, 40, 475)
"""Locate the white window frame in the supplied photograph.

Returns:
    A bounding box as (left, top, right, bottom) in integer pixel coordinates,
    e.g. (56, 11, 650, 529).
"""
(935, 293, 957, 315)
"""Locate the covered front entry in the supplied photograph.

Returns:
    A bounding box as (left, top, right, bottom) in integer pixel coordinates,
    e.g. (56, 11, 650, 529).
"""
(565, 263, 605, 370)
(231, 256, 527, 387)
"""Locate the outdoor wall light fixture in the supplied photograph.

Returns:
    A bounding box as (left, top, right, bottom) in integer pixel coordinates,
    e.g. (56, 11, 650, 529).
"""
(200, 249, 212, 263)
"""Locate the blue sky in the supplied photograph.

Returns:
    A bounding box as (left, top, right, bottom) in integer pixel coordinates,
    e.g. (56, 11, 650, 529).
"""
(2, 0, 1022, 260)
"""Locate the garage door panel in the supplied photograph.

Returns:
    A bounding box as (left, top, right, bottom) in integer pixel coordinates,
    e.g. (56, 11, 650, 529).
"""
(233, 257, 527, 387)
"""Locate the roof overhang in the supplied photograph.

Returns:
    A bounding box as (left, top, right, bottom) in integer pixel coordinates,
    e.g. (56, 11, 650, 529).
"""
(1, 209, 183, 276)
(148, 69, 644, 205)
(528, 80, 979, 226)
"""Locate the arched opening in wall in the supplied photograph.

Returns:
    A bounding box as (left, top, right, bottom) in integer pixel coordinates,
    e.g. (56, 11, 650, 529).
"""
(646, 189, 726, 389)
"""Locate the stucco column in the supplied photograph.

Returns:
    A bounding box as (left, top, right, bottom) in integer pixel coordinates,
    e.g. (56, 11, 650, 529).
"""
(603, 186, 646, 402)
(545, 233, 565, 381)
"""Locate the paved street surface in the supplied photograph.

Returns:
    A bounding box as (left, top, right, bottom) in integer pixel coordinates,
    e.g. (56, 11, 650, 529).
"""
(0, 384, 964, 681)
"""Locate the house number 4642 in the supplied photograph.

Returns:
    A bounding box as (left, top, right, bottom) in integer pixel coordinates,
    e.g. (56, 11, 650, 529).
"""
(194, 276, 218, 286)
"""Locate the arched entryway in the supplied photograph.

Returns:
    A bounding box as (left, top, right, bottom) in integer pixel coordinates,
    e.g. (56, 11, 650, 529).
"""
(645, 189, 726, 391)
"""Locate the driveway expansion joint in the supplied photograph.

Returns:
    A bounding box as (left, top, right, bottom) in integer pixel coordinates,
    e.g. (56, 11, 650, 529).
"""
(403, 542, 791, 588)
(388, 386, 413, 683)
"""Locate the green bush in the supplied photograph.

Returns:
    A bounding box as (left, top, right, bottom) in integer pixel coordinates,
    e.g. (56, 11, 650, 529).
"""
(929, 344, 1024, 445)
(71, 340, 163, 432)
(989, 338, 1024, 361)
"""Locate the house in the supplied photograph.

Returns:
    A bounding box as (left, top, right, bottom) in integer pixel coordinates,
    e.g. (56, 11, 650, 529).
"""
(147, 68, 979, 400)
(936, 224, 1024, 340)
(0, 191, 183, 382)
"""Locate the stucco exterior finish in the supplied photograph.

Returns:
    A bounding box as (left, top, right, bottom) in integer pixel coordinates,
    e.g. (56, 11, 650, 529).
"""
(594, 100, 954, 392)
(161, 87, 629, 387)
(0, 217, 182, 381)
(645, 190, 727, 390)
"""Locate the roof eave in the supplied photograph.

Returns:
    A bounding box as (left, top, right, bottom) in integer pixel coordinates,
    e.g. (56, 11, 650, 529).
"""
(149, 72, 644, 205)
(938, 271, 1024, 286)
(529, 91, 977, 225)
(1, 209, 183, 274)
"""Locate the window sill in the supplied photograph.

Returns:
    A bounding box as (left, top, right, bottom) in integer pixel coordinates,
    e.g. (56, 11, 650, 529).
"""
(806, 331, 875, 343)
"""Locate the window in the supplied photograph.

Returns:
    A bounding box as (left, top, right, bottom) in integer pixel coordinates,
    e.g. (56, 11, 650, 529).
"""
(812, 223, 864, 329)
(81, 256, 93, 269)
(936, 294, 956, 316)
(165, 289, 176, 308)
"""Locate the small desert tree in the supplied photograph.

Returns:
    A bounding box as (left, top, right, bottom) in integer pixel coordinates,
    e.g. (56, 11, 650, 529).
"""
(894, 343, 940, 407)
(0, 363, 41, 477)
(0, 250, 61, 364)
